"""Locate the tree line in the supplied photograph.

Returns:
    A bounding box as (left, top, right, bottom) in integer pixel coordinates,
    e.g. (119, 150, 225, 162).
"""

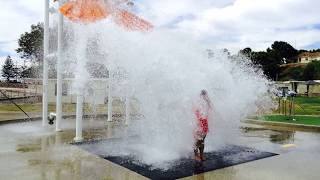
(1, 56, 36, 82)
(239, 41, 320, 81)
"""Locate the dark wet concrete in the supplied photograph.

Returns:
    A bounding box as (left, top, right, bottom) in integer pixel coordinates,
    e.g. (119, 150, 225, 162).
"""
(97, 144, 276, 179)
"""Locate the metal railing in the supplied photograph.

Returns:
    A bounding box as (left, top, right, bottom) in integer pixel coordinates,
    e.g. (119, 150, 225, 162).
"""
(0, 90, 31, 119)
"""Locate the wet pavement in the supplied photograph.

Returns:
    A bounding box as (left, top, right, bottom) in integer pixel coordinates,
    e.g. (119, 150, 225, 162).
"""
(0, 119, 319, 180)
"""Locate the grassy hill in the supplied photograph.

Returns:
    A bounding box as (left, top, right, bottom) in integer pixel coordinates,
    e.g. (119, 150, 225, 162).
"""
(279, 63, 306, 81)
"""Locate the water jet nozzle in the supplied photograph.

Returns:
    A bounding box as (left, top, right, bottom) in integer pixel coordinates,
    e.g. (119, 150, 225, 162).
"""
(48, 112, 56, 125)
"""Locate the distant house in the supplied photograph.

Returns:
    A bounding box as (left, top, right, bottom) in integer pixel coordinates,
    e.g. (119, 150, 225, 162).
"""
(297, 52, 320, 63)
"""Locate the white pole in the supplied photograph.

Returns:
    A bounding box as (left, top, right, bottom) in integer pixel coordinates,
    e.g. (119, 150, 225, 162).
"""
(107, 71, 113, 122)
(125, 95, 130, 125)
(124, 82, 130, 125)
(56, 0, 63, 132)
(74, 94, 84, 142)
(42, 0, 49, 126)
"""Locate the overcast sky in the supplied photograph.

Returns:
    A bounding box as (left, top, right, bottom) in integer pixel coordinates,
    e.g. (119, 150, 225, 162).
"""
(0, 0, 320, 65)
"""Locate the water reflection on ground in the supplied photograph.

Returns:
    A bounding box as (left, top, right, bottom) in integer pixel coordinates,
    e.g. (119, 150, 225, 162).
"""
(240, 126, 295, 144)
(0, 119, 320, 180)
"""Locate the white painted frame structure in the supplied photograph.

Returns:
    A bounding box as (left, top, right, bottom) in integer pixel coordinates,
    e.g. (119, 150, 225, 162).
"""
(42, 0, 49, 127)
(43, 0, 64, 132)
(43, 0, 131, 142)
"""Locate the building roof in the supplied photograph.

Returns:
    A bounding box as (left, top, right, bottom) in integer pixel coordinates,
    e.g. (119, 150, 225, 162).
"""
(298, 52, 320, 58)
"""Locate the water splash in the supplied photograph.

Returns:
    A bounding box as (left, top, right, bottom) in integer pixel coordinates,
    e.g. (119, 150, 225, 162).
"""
(63, 20, 275, 168)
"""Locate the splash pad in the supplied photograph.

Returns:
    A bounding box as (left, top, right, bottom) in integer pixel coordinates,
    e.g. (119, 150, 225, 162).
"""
(76, 139, 277, 179)
(42, 0, 276, 173)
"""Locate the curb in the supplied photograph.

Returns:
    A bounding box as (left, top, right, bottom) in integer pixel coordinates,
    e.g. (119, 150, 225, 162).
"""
(244, 119, 320, 131)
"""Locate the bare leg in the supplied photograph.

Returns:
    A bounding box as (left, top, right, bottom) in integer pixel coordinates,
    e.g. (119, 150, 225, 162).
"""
(199, 135, 206, 161)
(194, 146, 198, 156)
(199, 141, 205, 161)
(194, 140, 201, 161)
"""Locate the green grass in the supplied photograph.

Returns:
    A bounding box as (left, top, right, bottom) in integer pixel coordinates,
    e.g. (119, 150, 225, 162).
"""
(262, 115, 320, 126)
(0, 103, 72, 112)
(0, 103, 108, 113)
(279, 64, 305, 81)
(0, 103, 46, 112)
(294, 96, 320, 104)
(0, 99, 136, 114)
(294, 97, 320, 115)
(275, 96, 320, 115)
(265, 96, 320, 126)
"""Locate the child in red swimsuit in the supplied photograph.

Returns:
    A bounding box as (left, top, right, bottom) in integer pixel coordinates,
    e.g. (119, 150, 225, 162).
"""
(193, 90, 211, 161)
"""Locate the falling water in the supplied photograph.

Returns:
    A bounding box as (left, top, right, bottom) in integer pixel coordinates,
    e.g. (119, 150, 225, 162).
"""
(63, 19, 275, 168)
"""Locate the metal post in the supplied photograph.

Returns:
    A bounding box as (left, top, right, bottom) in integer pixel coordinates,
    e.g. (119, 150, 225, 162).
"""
(290, 97, 293, 117)
(292, 96, 296, 121)
(278, 97, 281, 114)
(284, 100, 287, 116)
(42, 0, 49, 126)
(107, 72, 113, 122)
(282, 99, 284, 115)
(74, 94, 84, 142)
(56, 1, 63, 132)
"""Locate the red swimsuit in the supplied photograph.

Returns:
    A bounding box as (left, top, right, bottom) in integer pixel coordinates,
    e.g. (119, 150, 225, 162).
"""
(194, 109, 209, 138)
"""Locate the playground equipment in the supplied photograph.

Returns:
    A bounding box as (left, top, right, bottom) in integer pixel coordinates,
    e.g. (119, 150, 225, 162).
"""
(48, 112, 56, 125)
(277, 87, 296, 120)
(43, 0, 153, 142)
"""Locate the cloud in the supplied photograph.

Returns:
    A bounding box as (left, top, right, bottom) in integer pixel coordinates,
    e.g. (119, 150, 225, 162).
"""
(135, 0, 235, 26)
(0, 0, 319, 58)
(0, 0, 43, 58)
(136, 0, 320, 52)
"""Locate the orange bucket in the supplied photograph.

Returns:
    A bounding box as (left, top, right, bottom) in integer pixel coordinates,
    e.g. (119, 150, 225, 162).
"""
(60, 0, 109, 22)
(59, 0, 153, 32)
(114, 10, 154, 32)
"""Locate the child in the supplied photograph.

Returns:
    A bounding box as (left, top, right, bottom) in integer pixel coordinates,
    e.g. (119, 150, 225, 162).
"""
(193, 89, 212, 161)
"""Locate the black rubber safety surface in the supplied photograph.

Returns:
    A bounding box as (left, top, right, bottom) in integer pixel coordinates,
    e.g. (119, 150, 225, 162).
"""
(76, 140, 278, 180)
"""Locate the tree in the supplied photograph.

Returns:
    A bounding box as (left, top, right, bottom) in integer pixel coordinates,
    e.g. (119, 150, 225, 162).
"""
(298, 49, 308, 54)
(251, 50, 282, 80)
(2, 56, 16, 82)
(222, 48, 231, 56)
(303, 61, 320, 80)
(239, 47, 252, 58)
(288, 67, 303, 80)
(310, 49, 320, 53)
(16, 23, 44, 63)
(20, 66, 37, 78)
(271, 41, 298, 63)
(13, 66, 20, 81)
(87, 62, 109, 78)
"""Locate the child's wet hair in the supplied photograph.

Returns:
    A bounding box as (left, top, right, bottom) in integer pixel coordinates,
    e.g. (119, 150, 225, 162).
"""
(201, 89, 207, 96)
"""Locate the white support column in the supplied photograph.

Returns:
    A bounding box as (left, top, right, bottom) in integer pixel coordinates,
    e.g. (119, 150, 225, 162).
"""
(107, 72, 113, 122)
(42, 0, 49, 126)
(125, 95, 130, 125)
(56, 1, 63, 132)
(74, 94, 84, 142)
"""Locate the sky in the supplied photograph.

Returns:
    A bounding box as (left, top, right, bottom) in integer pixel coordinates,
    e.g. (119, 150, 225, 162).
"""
(0, 0, 320, 66)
